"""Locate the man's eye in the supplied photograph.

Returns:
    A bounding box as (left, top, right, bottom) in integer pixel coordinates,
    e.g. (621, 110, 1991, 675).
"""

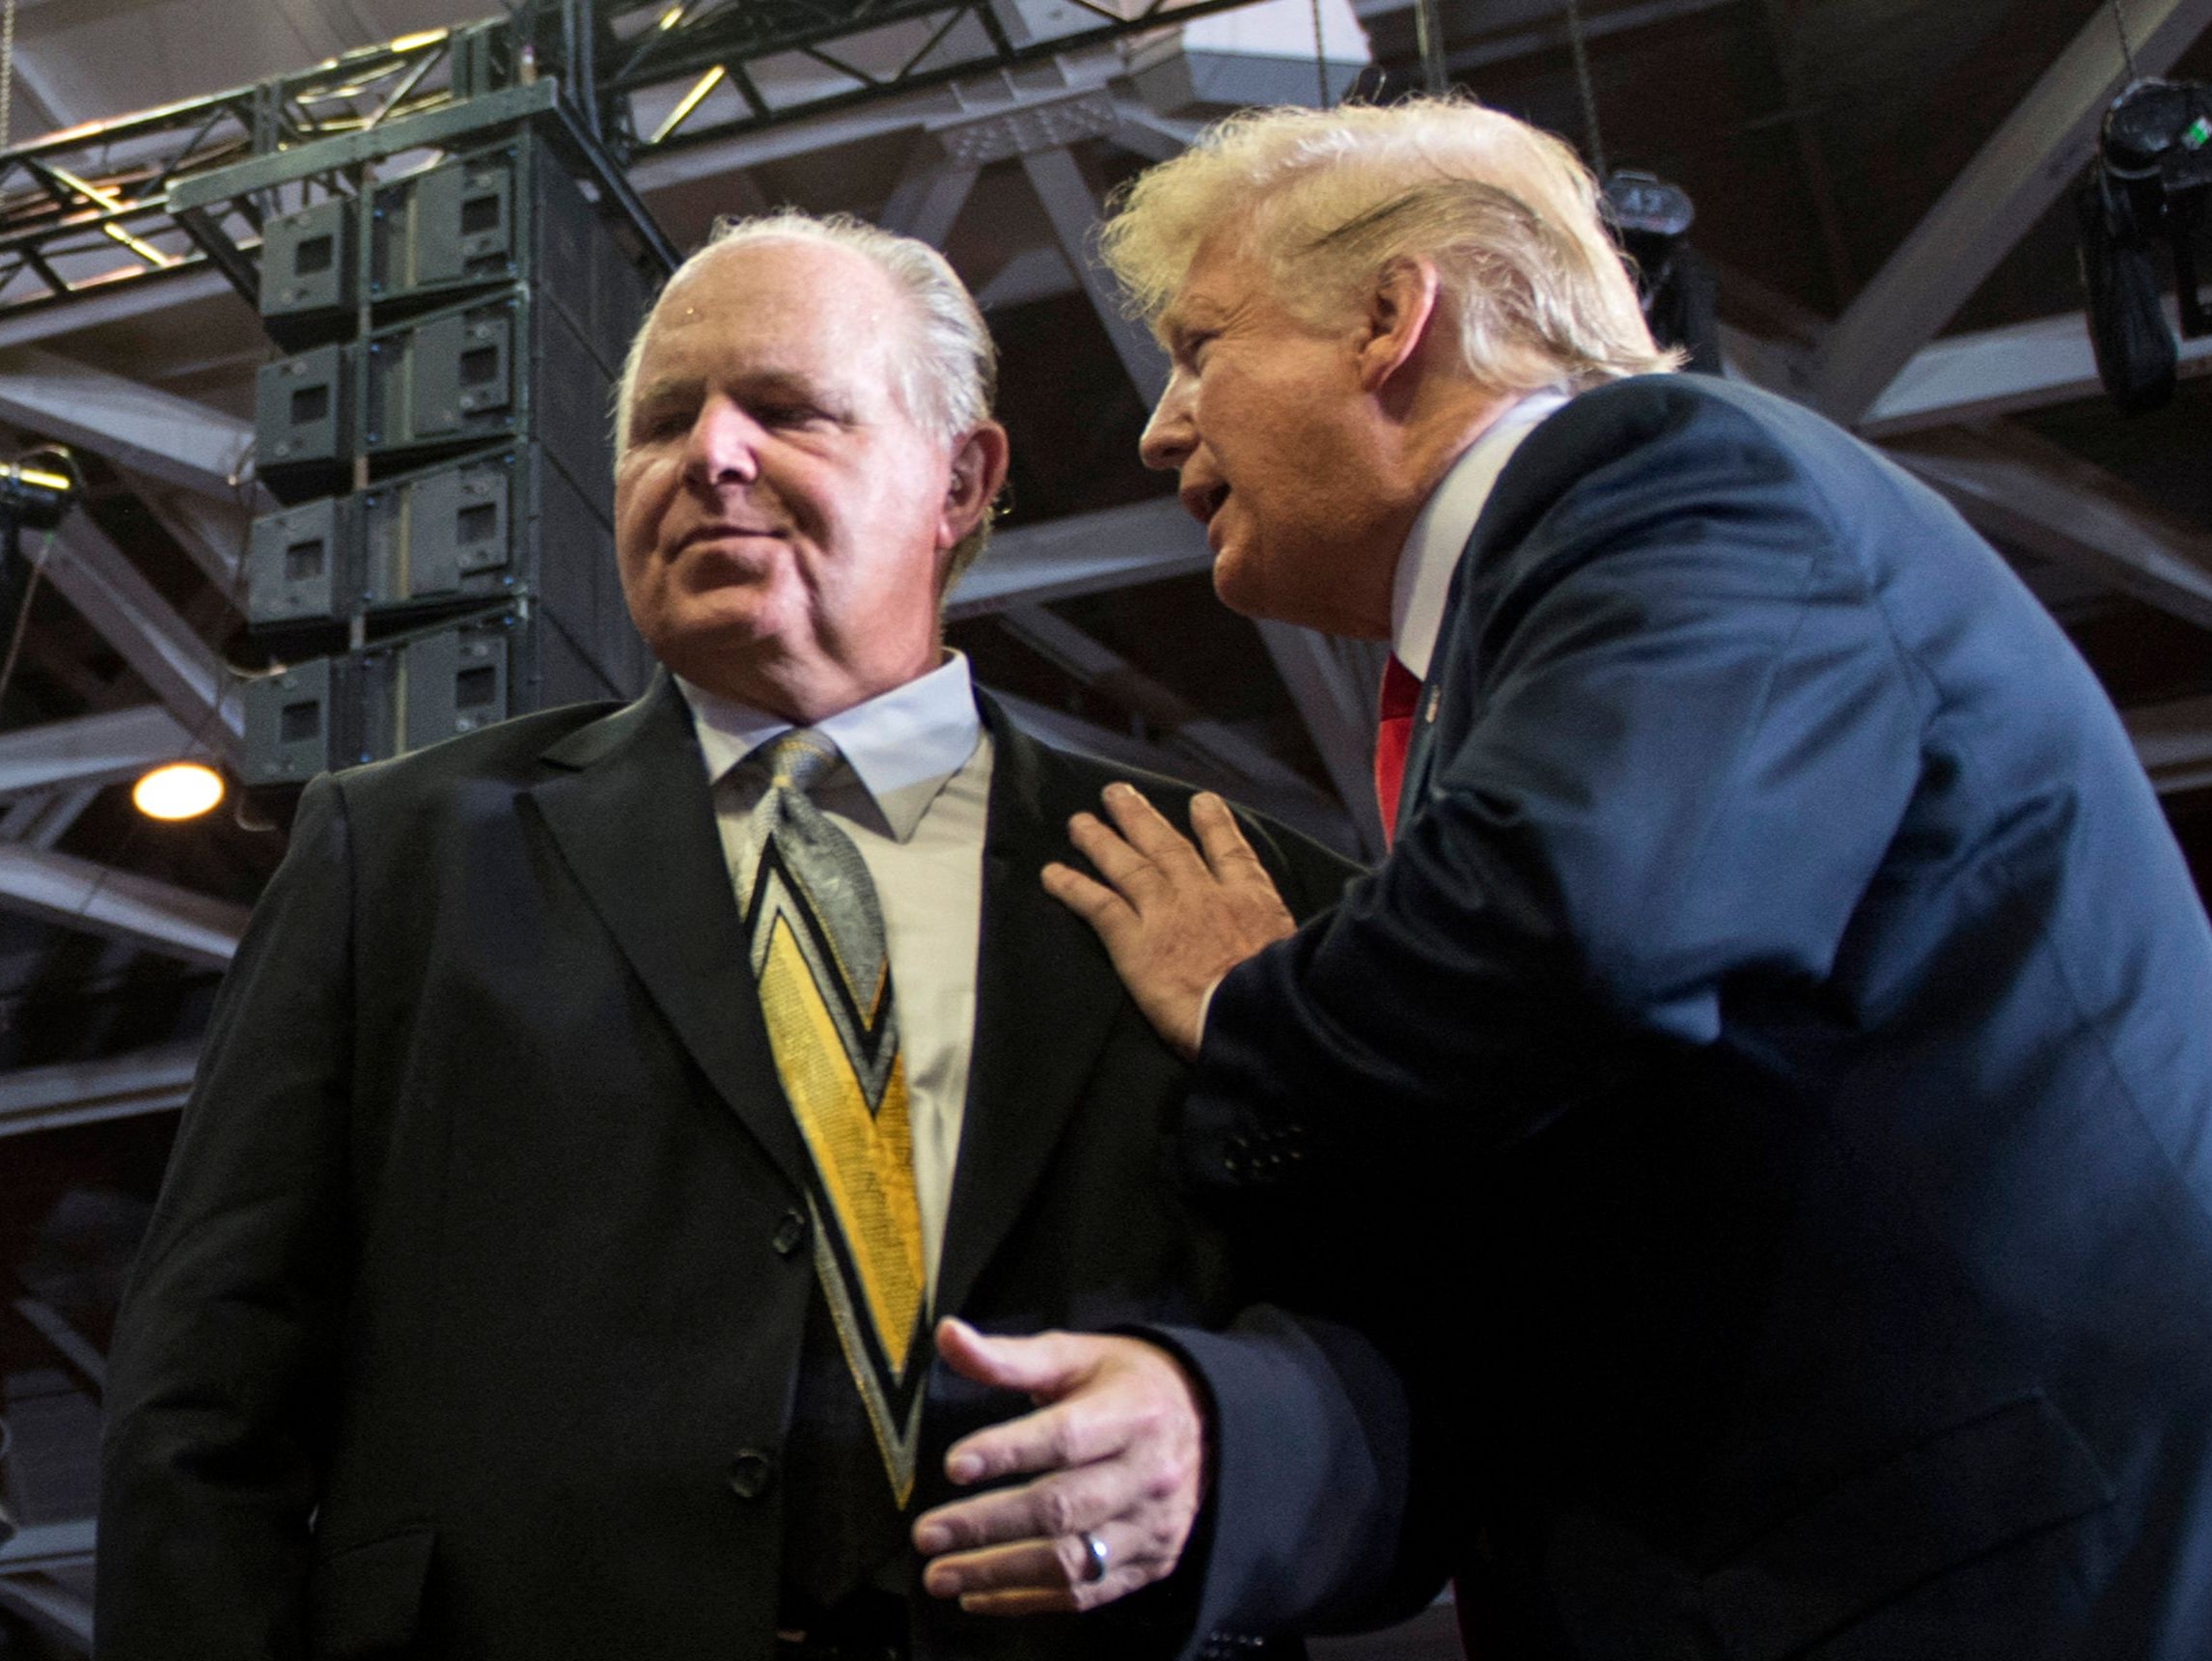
(757, 402, 826, 427)
(632, 410, 689, 442)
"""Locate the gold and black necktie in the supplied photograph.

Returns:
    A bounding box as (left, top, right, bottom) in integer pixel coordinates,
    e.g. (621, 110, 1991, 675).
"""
(742, 730, 927, 1505)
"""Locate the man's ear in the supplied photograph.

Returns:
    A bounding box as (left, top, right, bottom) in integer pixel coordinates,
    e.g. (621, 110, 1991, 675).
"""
(939, 421, 1011, 548)
(1355, 256, 1444, 397)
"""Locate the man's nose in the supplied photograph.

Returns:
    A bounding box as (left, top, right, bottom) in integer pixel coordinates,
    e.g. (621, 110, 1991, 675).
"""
(1138, 372, 1196, 472)
(682, 397, 762, 490)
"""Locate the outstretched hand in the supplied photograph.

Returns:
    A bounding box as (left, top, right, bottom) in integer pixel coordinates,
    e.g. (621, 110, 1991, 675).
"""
(1041, 785, 1297, 1060)
(912, 1316, 1209, 1616)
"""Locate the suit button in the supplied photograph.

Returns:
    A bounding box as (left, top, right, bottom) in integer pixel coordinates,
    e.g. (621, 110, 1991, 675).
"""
(772, 1209, 808, 1256)
(728, 1450, 775, 1499)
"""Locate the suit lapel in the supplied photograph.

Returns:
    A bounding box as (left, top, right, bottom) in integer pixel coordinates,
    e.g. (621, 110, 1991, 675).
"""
(933, 697, 1125, 1319)
(524, 677, 813, 1196)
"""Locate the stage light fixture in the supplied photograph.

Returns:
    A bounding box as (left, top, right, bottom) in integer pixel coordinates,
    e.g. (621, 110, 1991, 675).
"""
(2078, 77, 2212, 413)
(133, 761, 226, 821)
(0, 447, 81, 533)
(1603, 171, 1723, 375)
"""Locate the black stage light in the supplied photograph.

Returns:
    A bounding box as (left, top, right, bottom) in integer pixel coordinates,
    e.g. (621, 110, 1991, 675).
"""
(0, 446, 81, 533)
(0, 447, 85, 692)
(1604, 170, 1723, 375)
(2078, 78, 2212, 414)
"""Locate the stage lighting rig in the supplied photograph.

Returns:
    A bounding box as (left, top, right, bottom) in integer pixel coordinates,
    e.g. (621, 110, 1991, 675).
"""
(0, 446, 80, 535)
(1603, 171, 1723, 375)
(0, 446, 84, 672)
(2077, 77, 2212, 414)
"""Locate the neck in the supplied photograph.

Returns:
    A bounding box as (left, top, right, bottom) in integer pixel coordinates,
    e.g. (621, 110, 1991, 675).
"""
(682, 636, 945, 727)
(1356, 386, 1526, 609)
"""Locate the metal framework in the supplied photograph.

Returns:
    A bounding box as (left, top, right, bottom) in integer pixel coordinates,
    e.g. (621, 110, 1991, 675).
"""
(535, 0, 1279, 157)
(0, 0, 1276, 332)
(0, 22, 521, 320)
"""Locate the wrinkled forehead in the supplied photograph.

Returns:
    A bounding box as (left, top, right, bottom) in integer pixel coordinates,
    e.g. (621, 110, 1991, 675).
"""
(1152, 225, 1262, 338)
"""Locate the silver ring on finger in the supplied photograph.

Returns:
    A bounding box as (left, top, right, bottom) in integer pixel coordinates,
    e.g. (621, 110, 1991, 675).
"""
(1077, 1529, 1109, 1584)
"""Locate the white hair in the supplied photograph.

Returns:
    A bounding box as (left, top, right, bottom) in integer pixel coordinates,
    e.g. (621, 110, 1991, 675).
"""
(613, 209, 1001, 574)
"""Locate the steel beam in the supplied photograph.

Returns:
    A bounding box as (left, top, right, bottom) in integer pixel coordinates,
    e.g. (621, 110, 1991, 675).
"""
(993, 686, 1208, 773)
(13, 1297, 108, 1392)
(0, 267, 235, 354)
(124, 473, 257, 593)
(624, 45, 1129, 191)
(878, 135, 982, 247)
(0, 346, 257, 501)
(2125, 694, 2212, 796)
(43, 515, 244, 761)
(1805, 0, 2212, 427)
(0, 787, 104, 851)
(0, 1576, 93, 1655)
(1255, 621, 1388, 861)
(0, 1518, 96, 1574)
(1000, 603, 1357, 850)
(947, 496, 1215, 619)
(1886, 423, 2212, 633)
(0, 706, 204, 802)
(0, 1041, 200, 1138)
(1862, 305, 2212, 435)
(0, 842, 249, 967)
(1020, 145, 1170, 404)
(975, 244, 1078, 312)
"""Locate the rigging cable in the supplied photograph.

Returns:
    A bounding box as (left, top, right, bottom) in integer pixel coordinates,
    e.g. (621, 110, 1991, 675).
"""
(1, 0, 16, 152)
(2110, 0, 2141, 84)
(1564, 0, 1608, 179)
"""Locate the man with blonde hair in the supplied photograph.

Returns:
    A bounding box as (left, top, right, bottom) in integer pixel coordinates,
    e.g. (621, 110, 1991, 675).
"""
(948, 96, 2212, 1660)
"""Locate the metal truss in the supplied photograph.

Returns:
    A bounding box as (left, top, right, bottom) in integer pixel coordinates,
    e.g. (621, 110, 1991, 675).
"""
(0, 21, 520, 322)
(537, 0, 1276, 159)
(0, 0, 1274, 330)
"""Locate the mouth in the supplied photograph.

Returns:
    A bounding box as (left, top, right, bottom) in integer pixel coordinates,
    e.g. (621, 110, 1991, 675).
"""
(673, 522, 781, 557)
(1179, 481, 1230, 541)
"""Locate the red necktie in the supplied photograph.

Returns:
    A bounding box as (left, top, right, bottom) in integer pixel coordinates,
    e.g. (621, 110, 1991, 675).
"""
(1373, 654, 1422, 846)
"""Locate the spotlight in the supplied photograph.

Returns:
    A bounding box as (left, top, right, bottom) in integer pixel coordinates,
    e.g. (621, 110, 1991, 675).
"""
(1603, 171, 1723, 375)
(132, 761, 226, 821)
(0, 446, 81, 533)
(0, 447, 85, 659)
(2078, 77, 2212, 413)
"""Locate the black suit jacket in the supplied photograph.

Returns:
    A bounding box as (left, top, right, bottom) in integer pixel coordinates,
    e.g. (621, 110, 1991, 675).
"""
(1188, 375, 2212, 1661)
(97, 680, 1417, 1661)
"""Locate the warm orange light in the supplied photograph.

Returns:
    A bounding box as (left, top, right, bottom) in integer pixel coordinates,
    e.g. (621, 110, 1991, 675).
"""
(132, 761, 224, 821)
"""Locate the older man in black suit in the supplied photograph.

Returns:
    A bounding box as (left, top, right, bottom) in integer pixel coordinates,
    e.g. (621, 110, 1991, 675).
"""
(96, 210, 1417, 1661)
(958, 97, 2212, 1661)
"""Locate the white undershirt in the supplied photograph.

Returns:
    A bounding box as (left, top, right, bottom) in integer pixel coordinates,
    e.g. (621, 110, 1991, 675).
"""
(677, 653, 991, 1297)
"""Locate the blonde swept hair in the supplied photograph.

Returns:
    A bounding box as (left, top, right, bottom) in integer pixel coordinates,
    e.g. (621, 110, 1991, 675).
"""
(614, 209, 1002, 580)
(1099, 96, 1677, 397)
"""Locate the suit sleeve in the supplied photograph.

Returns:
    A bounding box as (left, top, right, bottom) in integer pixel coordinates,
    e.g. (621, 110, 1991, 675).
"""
(97, 773, 359, 1661)
(1131, 823, 1443, 1647)
(1189, 391, 1926, 1167)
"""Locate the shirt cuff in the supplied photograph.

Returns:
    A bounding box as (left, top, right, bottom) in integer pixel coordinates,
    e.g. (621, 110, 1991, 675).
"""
(1196, 973, 1227, 1047)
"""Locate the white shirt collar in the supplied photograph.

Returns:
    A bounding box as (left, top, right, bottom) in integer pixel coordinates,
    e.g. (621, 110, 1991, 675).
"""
(676, 651, 983, 843)
(1390, 390, 1572, 678)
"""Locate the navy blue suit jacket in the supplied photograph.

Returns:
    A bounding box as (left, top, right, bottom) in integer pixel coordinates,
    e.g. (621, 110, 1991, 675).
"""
(1188, 374, 2212, 1661)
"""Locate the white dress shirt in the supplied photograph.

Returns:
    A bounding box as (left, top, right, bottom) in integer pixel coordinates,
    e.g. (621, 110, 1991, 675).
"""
(1390, 389, 1571, 677)
(677, 653, 991, 1298)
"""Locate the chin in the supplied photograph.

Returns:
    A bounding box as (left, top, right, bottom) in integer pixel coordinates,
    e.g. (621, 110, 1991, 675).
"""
(1210, 544, 1270, 622)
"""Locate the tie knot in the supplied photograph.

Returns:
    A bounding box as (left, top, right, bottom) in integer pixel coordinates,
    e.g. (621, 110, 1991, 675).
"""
(754, 729, 841, 796)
